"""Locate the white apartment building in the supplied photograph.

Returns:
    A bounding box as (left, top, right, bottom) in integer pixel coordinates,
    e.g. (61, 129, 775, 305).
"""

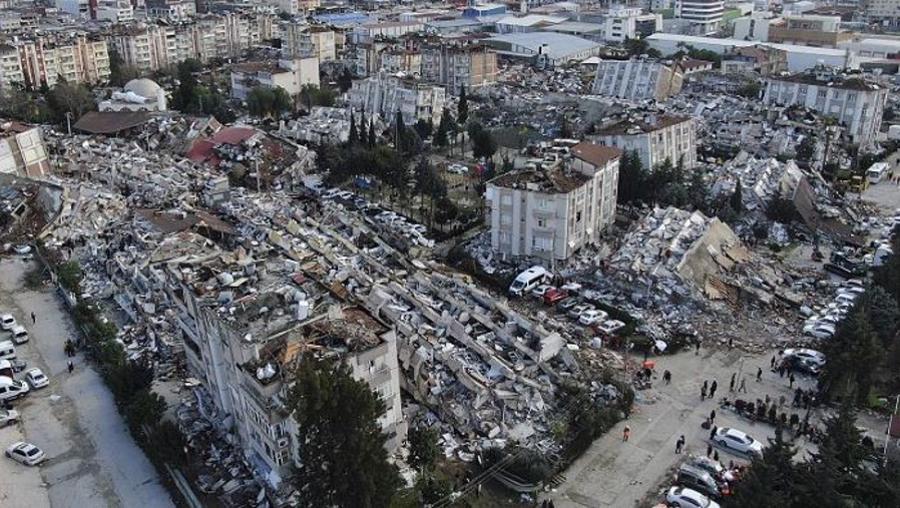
(591, 59, 684, 101)
(763, 68, 888, 148)
(675, 0, 725, 34)
(16, 36, 110, 88)
(593, 115, 697, 170)
(55, 0, 90, 18)
(230, 58, 319, 101)
(865, 0, 900, 26)
(348, 74, 445, 125)
(603, 6, 663, 43)
(484, 142, 621, 261)
(96, 0, 134, 23)
(0, 45, 24, 87)
(0, 123, 50, 178)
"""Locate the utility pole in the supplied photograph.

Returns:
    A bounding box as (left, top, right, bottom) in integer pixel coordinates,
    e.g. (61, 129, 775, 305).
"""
(884, 394, 899, 467)
(65, 111, 72, 136)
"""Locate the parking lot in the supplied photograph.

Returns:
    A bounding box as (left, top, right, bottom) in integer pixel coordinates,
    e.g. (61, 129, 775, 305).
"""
(0, 257, 172, 508)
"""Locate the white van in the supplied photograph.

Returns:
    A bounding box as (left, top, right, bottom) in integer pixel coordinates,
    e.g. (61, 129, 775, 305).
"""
(0, 376, 28, 402)
(509, 266, 551, 297)
(867, 162, 890, 184)
(0, 340, 15, 360)
(10, 326, 27, 345)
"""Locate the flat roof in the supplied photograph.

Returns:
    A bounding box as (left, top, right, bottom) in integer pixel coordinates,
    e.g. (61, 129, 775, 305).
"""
(596, 115, 691, 135)
(73, 111, 151, 134)
(490, 167, 590, 193)
(544, 21, 604, 34)
(495, 14, 567, 26)
(570, 142, 622, 168)
(769, 72, 880, 91)
(488, 32, 600, 60)
(646, 33, 851, 56)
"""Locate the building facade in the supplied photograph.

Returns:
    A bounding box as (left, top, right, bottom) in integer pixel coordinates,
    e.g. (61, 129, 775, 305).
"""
(767, 15, 851, 47)
(603, 6, 662, 43)
(348, 74, 445, 125)
(484, 142, 620, 261)
(16, 35, 110, 88)
(593, 115, 697, 170)
(591, 59, 684, 101)
(420, 43, 498, 93)
(763, 67, 888, 147)
(675, 0, 724, 35)
(0, 123, 50, 178)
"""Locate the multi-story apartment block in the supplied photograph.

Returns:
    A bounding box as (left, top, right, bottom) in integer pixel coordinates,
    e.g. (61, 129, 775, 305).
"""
(283, 24, 335, 62)
(96, 0, 135, 23)
(763, 66, 888, 148)
(16, 35, 110, 88)
(420, 43, 498, 93)
(348, 73, 445, 125)
(591, 59, 684, 101)
(308, 26, 336, 62)
(675, 0, 724, 35)
(864, 0, 900, 27)
(593, 115, 697, 170)
(484, 142, 621, 261)
(721, 45, 788, 76)
(230, 58, 319, 100)
(158, 241, 406, 478)
(145, 0, 196, 19)
(0, 44, 24, 87)
(603, 6, 662, 43)
(378, 49, 422, 76)
(270, 0, 320, 15)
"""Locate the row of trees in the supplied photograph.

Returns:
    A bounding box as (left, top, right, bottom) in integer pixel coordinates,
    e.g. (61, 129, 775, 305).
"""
(731, 407, 900, 507)
(0, 80, 95, 126)
(246, 86, 292, 118)
(170, 59, 236, 123)
(819, 228, 900, 405)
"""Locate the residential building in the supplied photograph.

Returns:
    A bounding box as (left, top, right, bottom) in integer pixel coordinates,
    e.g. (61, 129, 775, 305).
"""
(55, 0, 90, 18)
(17, 35, 110, 88)
(95, 0, 134, 23)
(731, 12, 778, 41)
(591, 59, 684, 101)
(348, 73, 445, 125)
(0, 44, 24, 87)
(675, 0, 724, 34)
(484, 142, 621, 261)
(420, 43, 498, 93)
(352, 21, 424, 43)
(145, 0, 196, 19)
(767, 15, 852, 47)
(230, 58, 319, 101)
(0, 122, 50, 178)
(602, 6, 663, 43)
(763, 66, 888, 147)
(270, 0, 320, 15)
(864, 0, 900, 27)
(307, 26, 336, 62)
(494, 14, 567, 34)
(379, 49, 422, 76)
(721, 45, 788, 75)
(593, 115, 697, 170)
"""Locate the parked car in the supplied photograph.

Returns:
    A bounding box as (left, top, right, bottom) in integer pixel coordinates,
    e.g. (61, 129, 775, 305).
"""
(13, 245, 31, 255)
(9, 325, 28, 345)
(803, 322, 836, 339)
(787, 356, 822, 375)
(712, 427, 764, 457)
(558, 298, 579, 312)
(0, 408, 18, 427)
(578, 309, 608, 326)
(530, 285, 554, 299)
(0, 314, 15, 331)
(543, 288, 568, 305)
(687, 455, 732, 482)
(567, 303, 595, 319)
(596, 319, 626, 335)
(783, 348, 826, 367)
(5, 442, 45, 466)
(0, 376, 28, 402)
(24, 368, 48, 389)
(666, 486, 720, 508)
(676, 464, 721, 499)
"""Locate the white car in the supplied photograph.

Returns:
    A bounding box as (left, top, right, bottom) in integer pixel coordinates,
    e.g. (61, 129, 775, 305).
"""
(666, 486, 720, 508)
(568, 303, 595, 319)
(10, 325, 28, 345)
(0, 408, 18, 427)
(838, 285, 865, 295)
(712, 427, 764, 457)
(530, 285, 554, 299)
(834, 292, 858, 305)
(578, 309, 609, 326)
(596, 319, 626, 335)
(783, 348, 826, 367)
(5, 442, 45, 466)
(13, 245, 31, 255)
(25, 368, 49, 389)
(0, 314, 15, 331)
(803, 322, 836, 339)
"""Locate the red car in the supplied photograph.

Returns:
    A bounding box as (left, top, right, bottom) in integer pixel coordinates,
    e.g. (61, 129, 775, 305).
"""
(543, 288, 568, 305)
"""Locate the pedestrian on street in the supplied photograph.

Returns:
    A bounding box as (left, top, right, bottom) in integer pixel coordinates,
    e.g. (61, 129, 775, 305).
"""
(30, 311, 35, 324)
(771, 355, 776, 369)
(739, 378, 747, 393)
(663, 370, 672, 384)
(729, 373, 736, 392)
(756, 367, 762, 382)
(695, 341, 701, 355)
(623, 425, 631, 442)
(709, 409, 716, 423)
(706, 443, 713, 457)
(789, 372, 796, 388)
(713, 450, 720, 462)
(710, 425, 718, 441)
(676, 435, 685, 454)
(709, 380, 718, 399)
(701, 384, 707, 400)
(765, 394, 771, 405)
(67, 360, 74, 374)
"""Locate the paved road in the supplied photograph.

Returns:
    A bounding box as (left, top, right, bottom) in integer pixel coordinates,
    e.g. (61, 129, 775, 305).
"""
(544, 347, 820, 507)
(0, 257, 173, 508)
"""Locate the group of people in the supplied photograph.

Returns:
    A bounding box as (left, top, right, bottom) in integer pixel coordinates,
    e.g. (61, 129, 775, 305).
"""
(64, 338, 77, 373)
(700, 379, 719, 401)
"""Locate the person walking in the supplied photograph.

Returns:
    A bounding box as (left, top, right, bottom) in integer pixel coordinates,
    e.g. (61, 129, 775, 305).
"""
(701, 381, 708, 400)
(709, 380, 718, 399)
(67, 360, 74, 374)
(756, 367, 762, 382)
(770, 355, 776, 369)
(709, 409, 716, 424)
(713, 450, 720, 462)
(789, 372, 796, 388)
(739, 377, 747, 393)
(676, 435, 685, 454)
(623, 425, 631, 442)
(706, 443, 713, 457)
(729, 373, 736, 392)
(30, 311, 35, 324)
(663, 370, 672, 384)
(709, 425, 718, 441)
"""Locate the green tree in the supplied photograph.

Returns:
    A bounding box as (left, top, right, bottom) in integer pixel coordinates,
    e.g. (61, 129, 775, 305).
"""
(407, 426, 439, 471)
(247, 87, 274, 117)
(686, 168, 709, 212)
(49, 81, 96, 123)
(819, 305, 883, 404)
(57, 261, 83, 292)
(272, 87, 292, 114)
(348, 112, 358, 146)
(617, 150, 647, 204)
(468, 122, 497, 160)
(767, 195, 798, 223)
(729, 427, 800, 508)
(368, 120, 377, 148)
(457, 85, 468, 126)
(108, 48, 141, 87)
(416, 472, 453, 505)
(124, 389, 167, 432)
(624, 38, 649, 56)
(286, 357, 401, 507)
(300, 84, 336, 109)
(858, 285, 899, 346)
(413, 118, 432, 139)
(559, 116, 573, 138)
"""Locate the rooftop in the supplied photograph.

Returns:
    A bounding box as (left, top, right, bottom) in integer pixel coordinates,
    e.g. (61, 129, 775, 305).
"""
(489, 167, 590, 193)
(488, 32, 600, 60)
(769, 71, 881, 92)
(570, 142, 623, 167)
(596, 115, 691, 136)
